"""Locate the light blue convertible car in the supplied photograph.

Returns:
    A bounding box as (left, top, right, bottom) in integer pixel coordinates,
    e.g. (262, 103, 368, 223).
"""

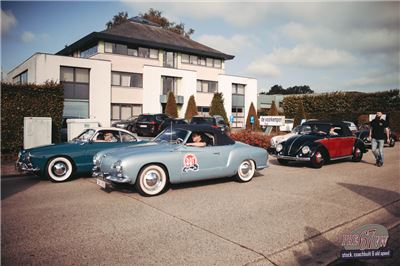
(93, 125, 268, 196)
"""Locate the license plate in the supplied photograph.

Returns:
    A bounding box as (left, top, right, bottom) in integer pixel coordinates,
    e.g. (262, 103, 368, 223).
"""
(96, 178, 107, 189)
(140, 125, 147, 128)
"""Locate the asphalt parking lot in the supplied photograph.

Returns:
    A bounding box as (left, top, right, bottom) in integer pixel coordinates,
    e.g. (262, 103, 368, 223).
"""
(2, 145, 399, 265)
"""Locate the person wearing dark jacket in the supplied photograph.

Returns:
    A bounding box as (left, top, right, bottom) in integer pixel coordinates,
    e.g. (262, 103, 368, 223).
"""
(369, 112, 389, 167)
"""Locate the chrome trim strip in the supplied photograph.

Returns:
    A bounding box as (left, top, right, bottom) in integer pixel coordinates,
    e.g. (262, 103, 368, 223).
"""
(330, 155, 353, 161)
(288, 135, 301, 155)
(274, 155, 311, 161)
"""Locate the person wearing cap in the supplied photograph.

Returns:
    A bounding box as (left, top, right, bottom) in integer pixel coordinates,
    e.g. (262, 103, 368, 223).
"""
(369, 112, 389, 167)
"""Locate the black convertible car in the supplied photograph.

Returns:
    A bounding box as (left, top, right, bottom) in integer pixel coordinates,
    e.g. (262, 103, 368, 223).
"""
(272, 121, 367, 168)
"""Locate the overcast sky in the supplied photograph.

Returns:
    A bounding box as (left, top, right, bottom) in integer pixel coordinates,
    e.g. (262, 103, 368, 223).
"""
(1, 1, 399, 93)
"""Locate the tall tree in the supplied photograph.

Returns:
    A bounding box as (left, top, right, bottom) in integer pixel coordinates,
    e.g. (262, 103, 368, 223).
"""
(165, 91, 178, 118)
(267, 101, 279, 116)
(209, 92, 229, 125)
(184, 95, 198, 120)
(140, 8, 195, 38)
(267, 101, 280, 133)
(293, 100, 306, 127)
(106, 12, 129, 29)
(245, 102, 260, 131)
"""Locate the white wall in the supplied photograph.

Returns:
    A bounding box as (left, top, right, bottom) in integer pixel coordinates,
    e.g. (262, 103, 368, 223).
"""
(7, 53, 112, 127)
(143, 65, 197, 117)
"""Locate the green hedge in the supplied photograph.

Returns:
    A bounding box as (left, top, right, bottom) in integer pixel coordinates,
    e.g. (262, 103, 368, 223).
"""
(1, 82, 64, 153)
(283, 90, 400, 132)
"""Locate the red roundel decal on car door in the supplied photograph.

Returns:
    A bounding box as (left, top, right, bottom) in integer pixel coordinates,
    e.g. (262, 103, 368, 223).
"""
(183, 153, 199, 172)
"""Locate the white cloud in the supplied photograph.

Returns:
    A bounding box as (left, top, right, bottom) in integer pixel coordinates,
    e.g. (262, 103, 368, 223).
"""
(246, 61, 281, 78)
(263, 44, 356, 68)
(279, 22, 399, 54)
(195, 34, 252, 55)
(21, 31, 36, 43)
(346, 71, 399, 88)
(1, 9, 17, 35)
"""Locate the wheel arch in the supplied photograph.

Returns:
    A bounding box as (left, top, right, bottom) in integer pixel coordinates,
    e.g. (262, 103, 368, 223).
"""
(310, 143, 330, 161)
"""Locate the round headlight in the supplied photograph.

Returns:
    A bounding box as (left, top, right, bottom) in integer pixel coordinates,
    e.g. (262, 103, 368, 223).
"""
(302, 146, 310, 154)
(276, 144, 283, 152)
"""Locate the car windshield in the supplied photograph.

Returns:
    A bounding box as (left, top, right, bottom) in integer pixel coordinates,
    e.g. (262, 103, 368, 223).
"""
(153, 128, 189, 143)
(74, 129, 96, 141)
(308, 124, 330, 135)
(292, 125, 312, 134)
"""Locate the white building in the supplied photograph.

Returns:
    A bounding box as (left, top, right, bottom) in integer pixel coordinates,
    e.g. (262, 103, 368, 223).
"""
(7, 17, 257, 128)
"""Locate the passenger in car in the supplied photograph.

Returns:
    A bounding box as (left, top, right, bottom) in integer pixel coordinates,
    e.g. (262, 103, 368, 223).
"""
(186, 132, 206, 147)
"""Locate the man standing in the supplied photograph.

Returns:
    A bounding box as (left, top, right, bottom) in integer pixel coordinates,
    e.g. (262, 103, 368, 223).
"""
(369, 112, 390, 167)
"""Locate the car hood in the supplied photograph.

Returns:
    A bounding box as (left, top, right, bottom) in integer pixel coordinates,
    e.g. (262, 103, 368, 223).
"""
(283, 134, 324, 156)
(97, 141, 176, 160)
(24, 141, 89, 155)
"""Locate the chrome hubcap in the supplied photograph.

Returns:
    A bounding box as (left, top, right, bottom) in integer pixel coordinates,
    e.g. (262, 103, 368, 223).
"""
(315, 152, 323, 164)
(239, 161, 253, 178)
(53, 162, 67, 176)
(144, 170, 161, 190)
(355, 148, 361, 157)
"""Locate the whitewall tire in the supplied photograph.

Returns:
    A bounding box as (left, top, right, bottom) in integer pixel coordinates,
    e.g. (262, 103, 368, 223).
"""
(236, 160, 256, 182)
(46, 157, 74, 182)
(135, 165, 168, 196)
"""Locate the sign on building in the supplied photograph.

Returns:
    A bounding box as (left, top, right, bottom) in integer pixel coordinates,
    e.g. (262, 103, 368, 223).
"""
(259, 116, 285, 126)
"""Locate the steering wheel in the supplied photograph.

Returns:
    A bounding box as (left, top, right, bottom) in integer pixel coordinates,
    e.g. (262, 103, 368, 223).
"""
(176, 138, 184, 144)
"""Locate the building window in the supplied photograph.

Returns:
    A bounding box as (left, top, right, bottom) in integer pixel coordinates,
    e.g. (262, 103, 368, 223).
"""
(111, 104, 142, 121)
(105, 42, 113, 53)
(232, 83, 245, 128)
(80, 45, 98, 58)
(232, 83, 245, 95)
(149, 49, 159, 59)
(197, 106, 210, 116)
(196, 80, 218, 93)
(104, 42, 158, 59)
(198, 57, 206, 66)
(162, 76, 178, 95)
(60, 66, 90, 118)
(13, 70, 28, 84)
(163, 51, 177, 68)
(190, 55, 198, 65)
(182, 54, 222, 68)
(111, 71, 143, 88)
(181, 54, 189, 63)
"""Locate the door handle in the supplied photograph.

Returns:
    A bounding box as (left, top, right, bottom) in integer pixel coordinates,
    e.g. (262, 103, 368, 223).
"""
(213, 152, 220, 155)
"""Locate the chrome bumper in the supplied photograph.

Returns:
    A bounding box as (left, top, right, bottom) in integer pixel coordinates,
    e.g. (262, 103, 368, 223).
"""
(15, 161, 40, 172)
(92, 167, 130, 183)
(274, 155, 311, 161)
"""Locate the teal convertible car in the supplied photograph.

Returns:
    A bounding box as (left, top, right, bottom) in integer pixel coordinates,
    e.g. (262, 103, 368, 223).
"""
(94, 125, 269, 196)
(16, 128, 146, 182)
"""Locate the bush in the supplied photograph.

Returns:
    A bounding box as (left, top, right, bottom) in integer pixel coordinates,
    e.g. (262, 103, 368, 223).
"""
(283, 90, 400, 132)
(209, 92, 229, 125)
(165, 91, 178, 118)
(1, 82, 64, 153)
(184, 95, 198, 120)
(245, 102, 261, 131)
(230, 130, 272, 149)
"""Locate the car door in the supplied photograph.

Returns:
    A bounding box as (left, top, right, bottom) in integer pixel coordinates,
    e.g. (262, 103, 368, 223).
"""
(177, 145, 221, 182)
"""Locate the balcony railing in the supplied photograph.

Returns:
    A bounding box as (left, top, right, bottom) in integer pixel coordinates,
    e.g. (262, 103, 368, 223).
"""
(160, 95, 184, 105)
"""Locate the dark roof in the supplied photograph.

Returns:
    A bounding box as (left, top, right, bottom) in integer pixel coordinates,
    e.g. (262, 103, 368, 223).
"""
(303, 120, 349, 127)
(57, 18, 234, 60)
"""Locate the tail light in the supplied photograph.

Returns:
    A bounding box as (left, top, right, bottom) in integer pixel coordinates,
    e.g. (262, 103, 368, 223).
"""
(212, 125, 218, 129)
(149, 121, 156, 125)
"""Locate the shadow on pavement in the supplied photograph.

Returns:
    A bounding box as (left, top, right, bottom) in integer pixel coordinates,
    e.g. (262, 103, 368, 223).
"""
(338, 183, 400, 217)
(293, 226, 338, 265)
(1, 175, 42, 200)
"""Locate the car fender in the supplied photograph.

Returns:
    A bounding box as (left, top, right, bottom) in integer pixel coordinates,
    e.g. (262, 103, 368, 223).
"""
(354, 138, 367, 153)
(308, 142, 330, 161)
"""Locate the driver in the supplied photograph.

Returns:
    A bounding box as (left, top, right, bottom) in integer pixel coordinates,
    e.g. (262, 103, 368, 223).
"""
(186, 132, 206, 147)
